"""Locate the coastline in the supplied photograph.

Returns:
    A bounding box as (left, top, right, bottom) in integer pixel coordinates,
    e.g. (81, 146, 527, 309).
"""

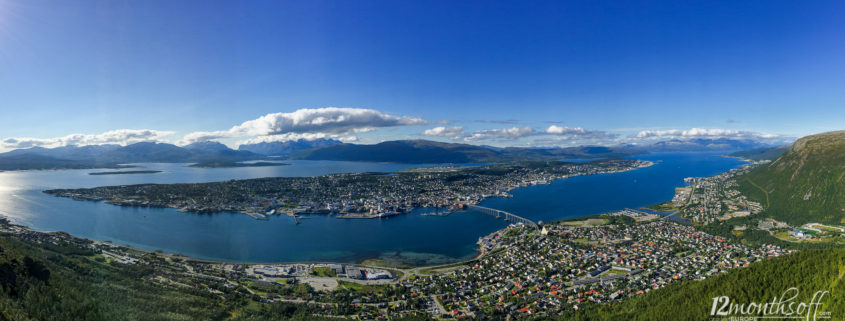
(8, 160, 656, 267)
(722, 154, 753, 163)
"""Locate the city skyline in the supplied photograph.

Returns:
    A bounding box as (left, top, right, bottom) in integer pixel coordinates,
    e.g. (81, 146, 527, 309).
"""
(1, 0, 843, 151)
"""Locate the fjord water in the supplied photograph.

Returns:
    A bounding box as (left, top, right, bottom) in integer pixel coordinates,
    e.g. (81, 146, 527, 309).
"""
(0, 154, 745, 265)
(480, 153, 747, 223)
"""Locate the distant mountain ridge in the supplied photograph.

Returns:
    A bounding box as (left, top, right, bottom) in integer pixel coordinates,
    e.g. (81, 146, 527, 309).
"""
(4, 137, 773, 171)
(737, 130, 845, 224)
(0, 142, 263, 171)
(0, 153, 127, 171)
(728, 146, 789, 161)
(183, 141, 233, 153)
(238, 138, 342, 156)
(292, 139, 644, 163)
(0, 144, 122, 160)
(640, 138, 783, 152)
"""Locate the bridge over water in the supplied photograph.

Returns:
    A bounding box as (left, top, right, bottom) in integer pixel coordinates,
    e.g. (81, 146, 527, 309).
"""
(466, 205, 538, 229)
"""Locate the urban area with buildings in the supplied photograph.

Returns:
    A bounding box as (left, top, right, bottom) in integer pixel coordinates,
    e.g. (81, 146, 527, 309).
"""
(673, 160, 845, 243)
(676, 161, 766, 224)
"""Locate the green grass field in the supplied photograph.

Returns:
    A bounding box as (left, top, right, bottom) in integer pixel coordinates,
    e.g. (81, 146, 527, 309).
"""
(337, 280, 390, 294)
(311, 267, 337, 277)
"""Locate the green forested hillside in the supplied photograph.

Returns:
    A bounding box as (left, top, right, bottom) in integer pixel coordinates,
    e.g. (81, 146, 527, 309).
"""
(0, 235, 242, 321)
(0, 233, 337, 321)
(562, 249, 845, 320)
(737, 131, 845, 225)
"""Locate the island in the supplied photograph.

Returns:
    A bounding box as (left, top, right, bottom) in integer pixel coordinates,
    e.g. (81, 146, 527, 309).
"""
(45, 159, 653, 219)
(187, 161, 290, 168)
(88, 170, 163, 175)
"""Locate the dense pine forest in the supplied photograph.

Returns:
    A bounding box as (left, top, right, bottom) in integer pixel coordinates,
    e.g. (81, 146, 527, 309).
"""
(557, 249, 845, 320)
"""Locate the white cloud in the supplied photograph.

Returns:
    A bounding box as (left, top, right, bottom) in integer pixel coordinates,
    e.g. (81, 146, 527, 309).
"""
(1, 129, 175, 150)
(421, 126, 466, 140)
(235, 132, 355, 146)
(545, 125, 582, 135)
(457, 125, 785, 148)
(182, 108, 427, 143)
(466, 126, 537, 141)
(545, 125, 616, 138)
(515, 126, 618, 147)
(633, 128, 781, 141)
(419, 125, 618, 146)
(625, 128, 794, 147)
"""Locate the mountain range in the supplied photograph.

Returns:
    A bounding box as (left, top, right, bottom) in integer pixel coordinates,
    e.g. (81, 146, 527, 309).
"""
(638, 138, 783, 152)
(0, 139, 646, 170)
(0, 136, 790, 171)
(292, 139, 644, 163)
(238, 138, 342, 156)
(0, 142, 262, 171)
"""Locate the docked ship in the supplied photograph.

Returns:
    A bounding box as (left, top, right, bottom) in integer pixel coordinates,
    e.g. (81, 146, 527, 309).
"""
(377, 211, 398, 218)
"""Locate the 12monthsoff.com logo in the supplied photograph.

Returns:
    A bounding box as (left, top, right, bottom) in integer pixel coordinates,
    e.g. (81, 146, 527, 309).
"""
(709, 287, 830, 320)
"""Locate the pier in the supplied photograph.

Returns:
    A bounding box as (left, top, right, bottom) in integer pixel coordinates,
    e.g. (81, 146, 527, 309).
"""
(244, 212, 268, 220)
(466, 205, 538, 229)
(283, 210, 300, 224)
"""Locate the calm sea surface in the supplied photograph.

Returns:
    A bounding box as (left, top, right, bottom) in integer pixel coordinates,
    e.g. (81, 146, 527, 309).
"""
(0, 154, 745, 265)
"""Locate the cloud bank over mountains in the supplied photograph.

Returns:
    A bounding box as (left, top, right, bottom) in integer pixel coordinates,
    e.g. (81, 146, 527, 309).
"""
(181, 107, 427, 144)
(0, 107, 793, 152)
(419, 124, 791, 148)
(467, 126, 537, 141)
(633, 128, 779, 141)
(627, 128, 793, 147)
(421, 125, 620, 146)
(1, 129, 175, 151)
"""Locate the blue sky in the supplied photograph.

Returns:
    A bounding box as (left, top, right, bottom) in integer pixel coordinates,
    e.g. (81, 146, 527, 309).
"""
(0, 0, 843, 151)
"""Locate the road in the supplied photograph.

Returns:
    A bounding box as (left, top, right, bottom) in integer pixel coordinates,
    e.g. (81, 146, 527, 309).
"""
(430, 294, 447, 315)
